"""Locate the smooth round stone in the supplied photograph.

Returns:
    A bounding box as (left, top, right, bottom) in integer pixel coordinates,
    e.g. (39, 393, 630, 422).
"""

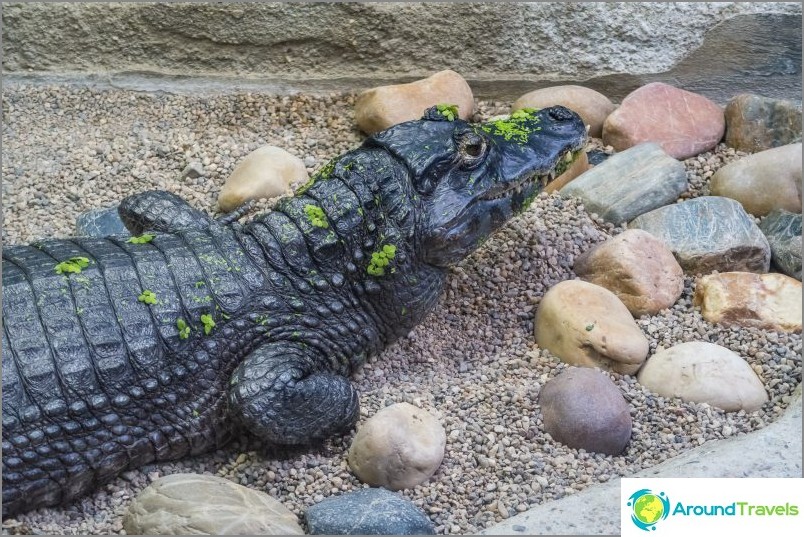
(218, 145, 307, 212)
(709, 143, 802, 217)
(304, 488, 435, 535)
(602, 82, 725, 160)
(348, 403, 445, 490)
(354, 69, 474, 134)
(123, 473, 304, 535)
(724, 93, 803, 153)
(75, 205, 130, 237)
(637, 342, 768, 412)
(535, 279, 649, 375)
(512, 85, 616, 138)
(574, 229, 684, 316)
(539, 367, 632, 455)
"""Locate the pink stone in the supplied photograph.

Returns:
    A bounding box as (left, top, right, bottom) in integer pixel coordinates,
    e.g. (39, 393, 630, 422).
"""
(603, 82, 725, 160)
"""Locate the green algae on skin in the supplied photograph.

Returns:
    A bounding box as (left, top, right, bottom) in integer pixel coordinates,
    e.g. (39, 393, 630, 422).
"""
(480, 108, 541, 143)
(304, 204, 329, 228)
(55, 256, 90, 274)
(137, 290, 158, 305)
(177, 318, 191, 339)
(367, 244, 397, 276)
(436, 104, 459, 121)
(200, 313, 216, 335)
(127, 233, 155, 244)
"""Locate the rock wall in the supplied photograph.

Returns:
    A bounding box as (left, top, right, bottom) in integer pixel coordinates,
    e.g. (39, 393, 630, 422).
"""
(2, 2, 801, 102)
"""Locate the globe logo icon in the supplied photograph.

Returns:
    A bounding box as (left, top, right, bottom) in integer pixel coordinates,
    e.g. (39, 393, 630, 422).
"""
(627, 489, 670, 531)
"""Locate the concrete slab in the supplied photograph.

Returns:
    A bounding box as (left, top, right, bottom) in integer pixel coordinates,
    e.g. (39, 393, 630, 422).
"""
(482, 390, 802, 535)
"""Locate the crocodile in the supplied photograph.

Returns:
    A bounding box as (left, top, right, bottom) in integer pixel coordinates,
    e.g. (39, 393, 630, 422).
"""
(1, 105, 586, 517)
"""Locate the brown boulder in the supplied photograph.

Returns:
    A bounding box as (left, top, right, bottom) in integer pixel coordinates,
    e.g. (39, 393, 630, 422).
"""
(724, 94, 803, 153)
(513, 85, 616, 138)
(693, 272, 802, 333)
(602, 82, 725, 159)
(574, 229, 684, 316)
(355, 70, 474, 134)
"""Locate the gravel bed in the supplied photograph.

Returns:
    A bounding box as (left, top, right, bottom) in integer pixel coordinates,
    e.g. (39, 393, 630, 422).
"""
(2, 86, 801, 535)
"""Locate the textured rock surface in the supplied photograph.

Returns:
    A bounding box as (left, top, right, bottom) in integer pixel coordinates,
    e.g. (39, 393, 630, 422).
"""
(637, 342, 769, 412)
(560, 142, 687, 225)
(75, 205, 130, 237)
(539, 368, 632, 455)
(535, 280, 649, 375)
(724, 94, 803, 152)
(759, 209, 802, 280)
(629, 196, 771, 274)
(709, 143, 802, 216)
(574, 229, 684, 316)
(348, 403, 446, 491)
(602, 82, 725, 159)
(304, 488, 435, 535)
(355, 70, 473, 134)
(218, 145, 307, 212)
(512, 85, 616, 137)
(694, 272, 802, 333)
(122, 473, 304, 535)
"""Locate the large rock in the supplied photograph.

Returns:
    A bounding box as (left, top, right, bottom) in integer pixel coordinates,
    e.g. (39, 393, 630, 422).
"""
(539, 368, 632, 455)
(123, 473, 304, 535)
(559, 142, 687, 225)
(694, 272, 802, 333)
(629, 196, 771, 274)
(602, 82, 725, 159)
(75, 205, 130, 237)
(637, 342, 768, 412)
(513, 85, 616, 138)
(304, 488, 435, 535)
(574, 229, 684, 316)
(759, 209, 802, 280)
(709, 143, 802, 217)
(355, 70, 474, 134)
(348, 403, 446, 491)
(724, 94, 803, 153)
(535, 280, 649, 375)
(218, 146, 307, 212)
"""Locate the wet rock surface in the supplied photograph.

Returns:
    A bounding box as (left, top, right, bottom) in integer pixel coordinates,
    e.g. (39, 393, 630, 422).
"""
(629, 196, 771, 274)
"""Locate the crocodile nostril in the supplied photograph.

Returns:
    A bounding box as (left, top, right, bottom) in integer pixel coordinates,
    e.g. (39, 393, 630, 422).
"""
(547, 106, 575, 122)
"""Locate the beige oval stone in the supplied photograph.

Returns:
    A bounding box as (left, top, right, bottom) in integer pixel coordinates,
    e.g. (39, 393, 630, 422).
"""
(574, 229, 684, 316)
(348, 402, 446, 490)
(355, 69, 474, 134)
(693, 272, 802, 332)
(513, 85, 616, 137)
(123, 473, 304, 535)
(535, 280, 649, 375)
(637, 342, 768, 412)
(709, 143, 802, 217)
(218, 146, 307, 212)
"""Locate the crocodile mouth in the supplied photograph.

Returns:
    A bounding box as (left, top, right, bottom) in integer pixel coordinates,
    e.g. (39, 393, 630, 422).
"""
(480, 149, 580, 201)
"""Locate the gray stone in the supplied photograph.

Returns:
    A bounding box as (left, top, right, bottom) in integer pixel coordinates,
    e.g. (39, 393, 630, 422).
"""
(539, 368, 632, 456)
(304, 488, 435, 535)
(724, 94, 803, 153)
(2, 5, 800, 103)
(586, 149, 610, 166)
(75, 206, 130, 238)
(629, 196, 771, 274)
(759, 209, 802, 280)
(560, 142, 687, 225)
(181, 161, 204, 179)
(123, 473, 304, 535)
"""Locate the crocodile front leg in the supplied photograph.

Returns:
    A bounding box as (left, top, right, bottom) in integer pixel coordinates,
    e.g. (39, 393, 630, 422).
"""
(227, 341, 359, 444)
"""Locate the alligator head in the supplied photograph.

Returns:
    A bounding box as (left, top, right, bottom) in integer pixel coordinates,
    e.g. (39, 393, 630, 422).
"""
(368, 105, 587, 267)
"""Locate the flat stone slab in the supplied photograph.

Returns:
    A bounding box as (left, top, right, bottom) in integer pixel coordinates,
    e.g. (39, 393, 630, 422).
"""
(560, 142, 687, 225)
(628, 196, 771, 274)
(482, 389, 802, 535)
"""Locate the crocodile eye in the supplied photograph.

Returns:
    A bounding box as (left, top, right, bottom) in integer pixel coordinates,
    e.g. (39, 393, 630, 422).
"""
(456, 130, 487, 163)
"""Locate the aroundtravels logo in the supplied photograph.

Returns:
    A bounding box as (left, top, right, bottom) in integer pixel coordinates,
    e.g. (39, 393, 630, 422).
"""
(627, 489, 671, 531)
